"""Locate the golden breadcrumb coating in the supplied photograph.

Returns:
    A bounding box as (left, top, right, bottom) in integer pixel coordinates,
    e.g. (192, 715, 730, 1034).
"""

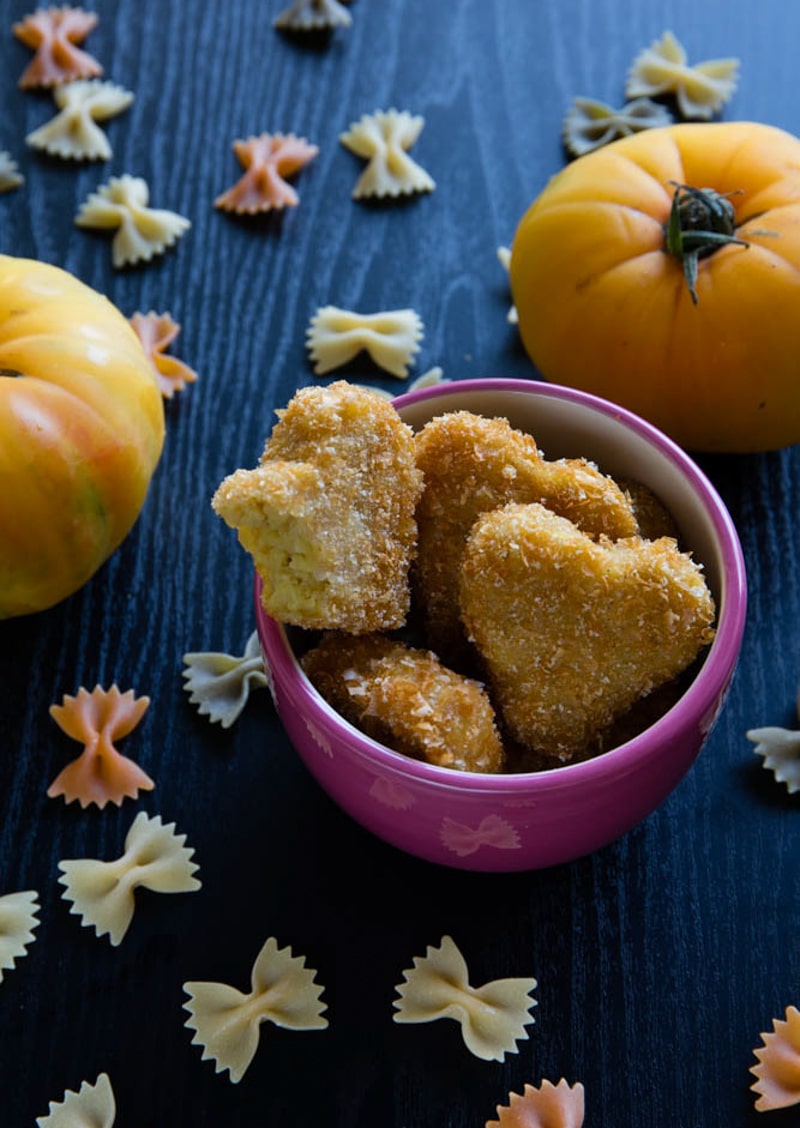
(460, 502, 716, 765)
(301, 633, 505, 773)
(213, 382, 424, 632)
(413, 411, 639, 665)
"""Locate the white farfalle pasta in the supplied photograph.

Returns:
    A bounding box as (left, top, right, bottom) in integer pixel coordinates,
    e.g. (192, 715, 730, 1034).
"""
(626, 30, 739, 120)
(75, 174, 191, 268)
(340, 109, 435, 199)
(36, 1072, 116, 1128)
(562, 95, 673, 156)
(274, 0, 351, 30)
(182, 630, 268, 728)
(750, 1005, 800, 1111)
(746, 727, 800, 794)
(26, 80, 134, 161)
(393, 934, 537, 1061)
(307, 305, 423, 378)
(58, 812, 201, 946)
(0, 150, 24, 191)
(486, 1078, 586, 1128)
(183, 936, 328, 1083)
(0, 890, 40, 984)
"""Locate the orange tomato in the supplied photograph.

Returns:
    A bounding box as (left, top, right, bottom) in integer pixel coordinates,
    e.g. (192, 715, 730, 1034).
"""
(0, 256, 165, 617)
(510, 121, 800, 452)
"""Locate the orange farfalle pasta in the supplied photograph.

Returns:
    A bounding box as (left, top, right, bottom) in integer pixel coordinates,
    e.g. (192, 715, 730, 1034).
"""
(129, 311, 197, 399)
(13, 6, 103, 90)
(215, 133, 319, 214)
(47, 685, 154, 809)
(750, 1005, 800, 1112)
(486, 1079, 585, 1128)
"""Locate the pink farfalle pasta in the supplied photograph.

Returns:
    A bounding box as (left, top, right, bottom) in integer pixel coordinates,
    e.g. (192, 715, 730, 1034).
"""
(215, 133, 319, 214)
(486, 1079, 585, 1128)
(393, 935, 537, 1061)
(36, 1072, 116, 1127)
(47, 684, 154, 809)
(183, 936, 328, 1083)
(129, 311, 198, 400)
(14, 6, 103, 90)
(750, 1006, 800, 1112)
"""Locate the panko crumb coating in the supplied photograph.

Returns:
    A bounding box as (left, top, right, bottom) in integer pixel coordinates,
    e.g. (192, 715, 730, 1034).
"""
(460, 502, 716, 764)
(413, 411, 639, 664)
(301, 633, 505, 773)
(212, 382, 424, 632)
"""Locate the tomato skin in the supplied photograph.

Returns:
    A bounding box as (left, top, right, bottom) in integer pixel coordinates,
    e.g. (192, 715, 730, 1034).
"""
(0, 256, 165, 618)
(510, 121, 800, 453)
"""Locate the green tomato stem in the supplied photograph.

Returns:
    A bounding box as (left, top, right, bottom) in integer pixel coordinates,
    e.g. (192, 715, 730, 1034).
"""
(664, 183, 750, 304)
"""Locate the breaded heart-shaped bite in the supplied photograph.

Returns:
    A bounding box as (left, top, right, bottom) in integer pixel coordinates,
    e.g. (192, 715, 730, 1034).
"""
(460, 503, 716, 764)
(213, 382, 424, 632)
(413, 412, 638, 666)
(302, 633, 505, 773)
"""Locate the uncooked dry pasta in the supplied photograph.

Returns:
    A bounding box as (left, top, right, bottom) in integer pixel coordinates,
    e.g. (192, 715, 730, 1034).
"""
(274, 0, 351, 31)
(0, 890, 40, 984)
(562, 96, 672, 156)
(746, 726, 800, 794)
(129, 311, 198, 399)
(58, 812, 201, 946)
(47, 685, 154, 809)
(183, 936, 328, 1083)
(626, 30, 739, 119)
(0, 151, 23, 191)
(750, 1006, 800, 1111)
(75, 174, 191, 268)
(392, 935, 537, 1061)
(485, 1079, 585, 1128)
(340, 109, 435, 199)
(307, 305, 423, 378)
(13, 6, 103, 89)
(36, 1072, 116, 1128)
(182, 631, 268, 728)
(26, 80, 133, 161)
(215, 133, 319, 214)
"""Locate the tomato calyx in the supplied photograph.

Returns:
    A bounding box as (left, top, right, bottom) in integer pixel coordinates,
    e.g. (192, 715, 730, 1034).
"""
(664, 183, 749, 304)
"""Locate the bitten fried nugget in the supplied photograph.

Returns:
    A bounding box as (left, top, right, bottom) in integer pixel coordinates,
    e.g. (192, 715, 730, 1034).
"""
(213, 382, 424, 632)
(301, 633, 505, 773)
(459, 502, 716, 765)
(413, 412, 639, 664)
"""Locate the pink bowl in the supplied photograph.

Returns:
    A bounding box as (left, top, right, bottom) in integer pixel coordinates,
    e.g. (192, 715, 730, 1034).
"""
(255, 379, 747, 871)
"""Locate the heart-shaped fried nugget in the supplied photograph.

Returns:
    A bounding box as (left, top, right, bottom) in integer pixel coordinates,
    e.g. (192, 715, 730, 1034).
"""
(460, 502, 716, 763)
(213, 382, 424, 632)
(413, 412, 638, 667)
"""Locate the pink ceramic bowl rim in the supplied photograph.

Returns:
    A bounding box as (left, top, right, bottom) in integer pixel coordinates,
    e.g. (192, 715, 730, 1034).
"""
(257, 378, 748, 795)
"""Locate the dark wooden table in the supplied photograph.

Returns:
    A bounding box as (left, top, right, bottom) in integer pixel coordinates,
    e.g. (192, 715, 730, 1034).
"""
(2, 1, 799, 1124)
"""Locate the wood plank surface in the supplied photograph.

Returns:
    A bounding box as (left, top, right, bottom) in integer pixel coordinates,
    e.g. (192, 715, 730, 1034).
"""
(1, 1, 799, 1125)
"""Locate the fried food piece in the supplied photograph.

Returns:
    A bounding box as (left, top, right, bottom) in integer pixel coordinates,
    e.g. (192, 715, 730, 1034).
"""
(460, 502, 716, 765)
(413, 411, 639, 664)
(617, 477, 680, 542)
(301, 633, 505, 773)
(213, 382, 424, 632)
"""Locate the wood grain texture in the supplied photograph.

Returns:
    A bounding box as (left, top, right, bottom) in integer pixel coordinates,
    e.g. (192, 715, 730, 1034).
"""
(1, 1, 800, 1125)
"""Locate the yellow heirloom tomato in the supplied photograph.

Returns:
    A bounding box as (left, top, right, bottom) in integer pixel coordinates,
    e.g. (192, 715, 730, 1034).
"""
(0, 255, 165, 618)
(510, 121, 800, 452)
